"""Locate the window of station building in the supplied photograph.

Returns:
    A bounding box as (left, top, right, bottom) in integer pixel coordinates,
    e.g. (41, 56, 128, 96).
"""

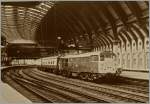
(133, 43, 135, 46)
(138, 57, 142, 67)
(133, 58, 136, 66)
(122, 59, 125, 66)
(127, 54, 130, 67)
(128, 44, 130, 47)
(139, 42, 141, 45)
(146, 41, 149, 45)
(146, 52, 149, 69)
(117, 53, 120, 56)
(133, 53, 136, 63)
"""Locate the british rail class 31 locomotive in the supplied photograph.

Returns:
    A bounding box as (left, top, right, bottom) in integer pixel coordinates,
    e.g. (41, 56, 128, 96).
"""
(36, 51, 122, 81)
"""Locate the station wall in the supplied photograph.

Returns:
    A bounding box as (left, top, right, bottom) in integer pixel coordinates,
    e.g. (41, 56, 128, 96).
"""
(93, 23, 149, 72)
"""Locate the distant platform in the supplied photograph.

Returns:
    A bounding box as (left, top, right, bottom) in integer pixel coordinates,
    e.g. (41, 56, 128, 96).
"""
(0, 83, 31, 103)
(1, 66, 12, 69)
(120, 70, 149, 80)
(1, 65, 34, 70)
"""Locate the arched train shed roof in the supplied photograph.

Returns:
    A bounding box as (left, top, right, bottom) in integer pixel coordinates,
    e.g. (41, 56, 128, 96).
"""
(1, 1, 149, 48)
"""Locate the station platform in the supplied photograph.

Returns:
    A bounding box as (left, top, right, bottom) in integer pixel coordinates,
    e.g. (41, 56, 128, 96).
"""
(120, 70, 149, 80)
(1, 66, 30, 69)
(1, 66, 12, 69)
(0, 83, 31, 103)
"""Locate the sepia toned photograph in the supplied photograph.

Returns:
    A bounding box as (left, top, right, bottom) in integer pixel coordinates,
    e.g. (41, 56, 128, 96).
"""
(1, 0, 149, 103)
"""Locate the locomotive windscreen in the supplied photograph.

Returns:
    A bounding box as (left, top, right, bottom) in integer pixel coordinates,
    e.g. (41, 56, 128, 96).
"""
(100, 51, 116, 58)
(91, 55, 98, 61)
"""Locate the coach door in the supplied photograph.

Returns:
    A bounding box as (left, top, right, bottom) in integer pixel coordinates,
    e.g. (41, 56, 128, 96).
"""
(99, 54, 105, 73)
(64, 58, 68, 67)
(91, 55, 99, 73)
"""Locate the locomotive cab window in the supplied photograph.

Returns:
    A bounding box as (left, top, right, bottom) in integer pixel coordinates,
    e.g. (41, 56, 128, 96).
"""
(91, 55, 98, 61)
(105, 54, 112, 58)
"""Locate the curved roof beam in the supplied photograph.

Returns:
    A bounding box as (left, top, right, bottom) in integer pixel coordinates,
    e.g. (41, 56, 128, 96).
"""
(1, 1, 54, 42)
(89, 3, 115, 38)
(57, 10, 82, 35)
(97, 33, 111, 46)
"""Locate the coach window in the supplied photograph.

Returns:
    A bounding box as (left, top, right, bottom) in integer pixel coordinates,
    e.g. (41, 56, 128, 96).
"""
(65, 59, 68, 67)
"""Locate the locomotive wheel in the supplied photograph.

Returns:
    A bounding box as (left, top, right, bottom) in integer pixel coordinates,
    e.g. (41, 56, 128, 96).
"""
(49, 69, 53, 73)
(90, 74, 98, 81)
(42, 67, 44, 71)
(66, 71, 72, 78)
(52, 69, 58, 74)
(58, 70, 62, 75)
(87, 74, 93, 81)
(115, 68, 122, 76)
(87, 74, 98, 81)
(104, 73, 113, 82)
(79, 73, 88, 80)
(62, 70, 68, 77)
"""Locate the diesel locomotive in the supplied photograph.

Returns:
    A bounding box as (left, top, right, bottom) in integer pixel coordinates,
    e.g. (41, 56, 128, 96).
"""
(35, 51, 122, 80)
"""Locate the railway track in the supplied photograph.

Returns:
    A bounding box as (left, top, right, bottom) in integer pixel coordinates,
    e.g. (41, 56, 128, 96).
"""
(109, 84, 148, 95)
(12, 69, 96, 103)
(24, 68, 149, 103)
(34, 68, 149, 91)
(2, 67, 149, 103)
(3, 70, 52, 103)
(5, 68, 106, 103)
(19, 69, 109, 103)
(115, 76, 149, 87)
(11, 76, 79, 103)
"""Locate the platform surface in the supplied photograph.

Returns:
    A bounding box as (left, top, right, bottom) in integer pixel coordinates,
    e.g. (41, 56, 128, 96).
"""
(120, 71, 149, 80)
(0, 83, 31, 103)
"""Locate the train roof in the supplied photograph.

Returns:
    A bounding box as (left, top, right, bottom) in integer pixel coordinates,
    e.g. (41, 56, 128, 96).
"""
(62, 51, 100, 58)
(100, 51, 116, 56)
(36, 51, 115, 59)
(62, 51, 115, 58)
(40, 56, 58, 60)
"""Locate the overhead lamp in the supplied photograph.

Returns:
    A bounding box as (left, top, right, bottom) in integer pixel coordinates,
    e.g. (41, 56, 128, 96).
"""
(57, 36, 61, 40)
